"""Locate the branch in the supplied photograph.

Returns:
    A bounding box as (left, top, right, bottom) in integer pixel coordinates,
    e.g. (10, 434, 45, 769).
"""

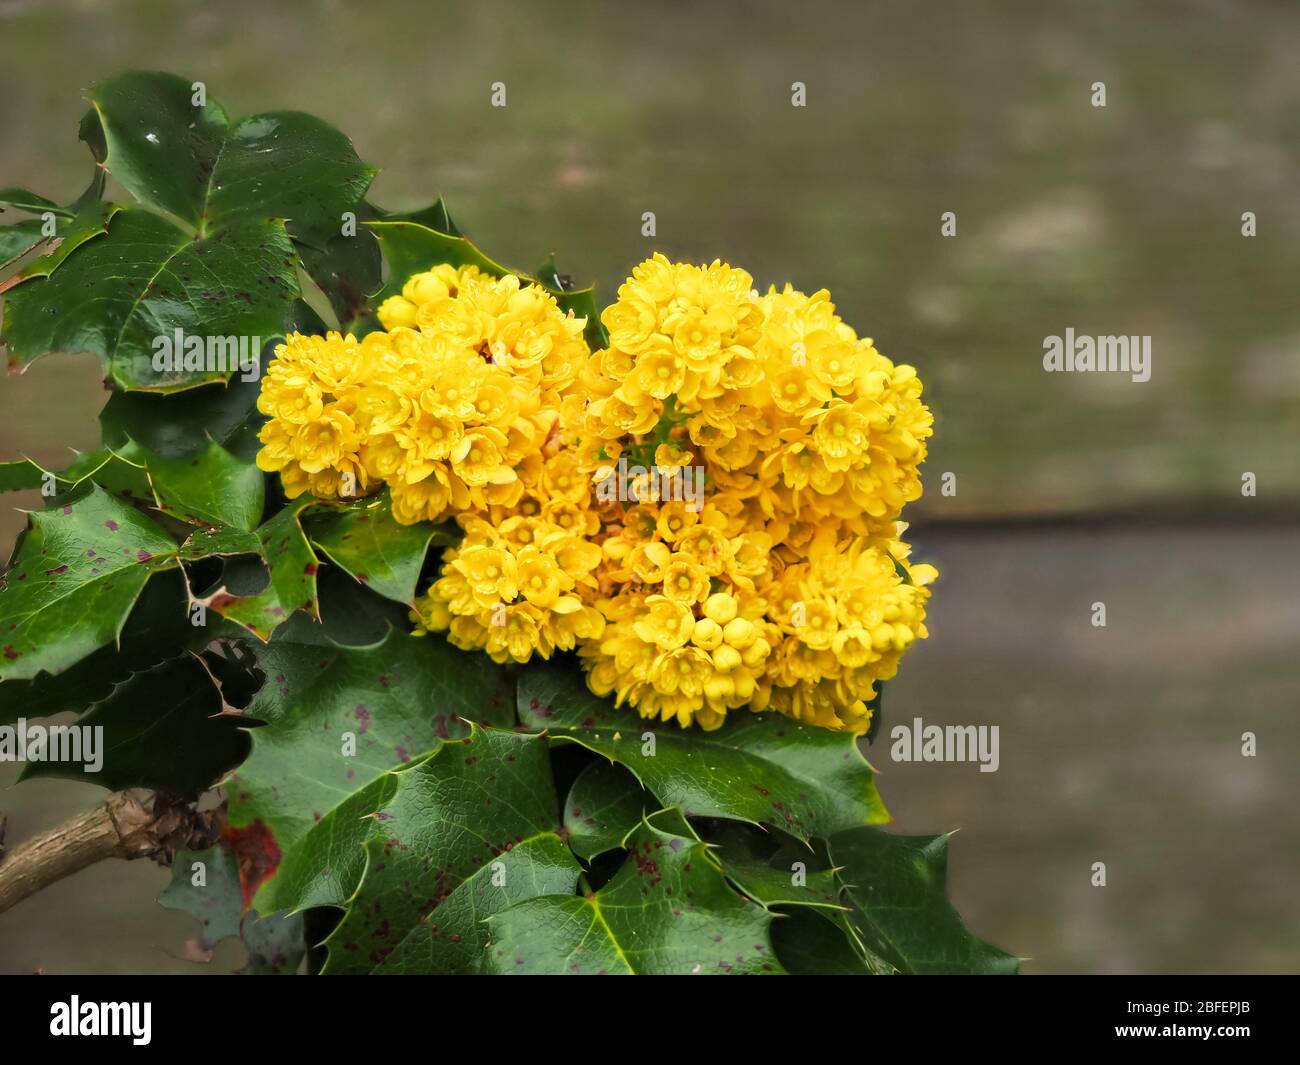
(0, 790, 223, 916)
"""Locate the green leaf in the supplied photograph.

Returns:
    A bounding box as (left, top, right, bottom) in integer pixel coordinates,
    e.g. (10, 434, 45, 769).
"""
(518, 659, 889, 842)
(0, 485, 177, 682)
(0, 220, 47, 276)
(293, 205, 383, 331)
(563, 759, 650, 861)
(0, 201, 118, 288)
(0, 567, 194, 725)
(140, 437, 265, 530)
(199, 498, 318, 639)
(178, 525, 261, 560)
(100, 370, 265, 460)
(159, 843, 305, 973)
(55, 446, 153, 502)
(487, 811, 784, 974)
(202, 113, 376, 238)
(321, 726, 579, 974)
(2, 209, 298, 390)
(19, 654, 249, 796)
(82, 71, 374, 238)
(0, 459, 45, 493)
(0, 188, 65, 215)
(828, 827, 1020, 975)
(306, 492, 435, 605)
(769, 908, 882, 975)
(716, 849, 844, 911)
(82, 70, 230, 229)
(367, 218, 606, 349)
(224, 617, 516, 912)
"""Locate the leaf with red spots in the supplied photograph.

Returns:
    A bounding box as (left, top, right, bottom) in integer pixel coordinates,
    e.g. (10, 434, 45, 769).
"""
(321, 726, 579, 974)
(224, 616, 516, 914)
(0, 484, 177, 682)
(518, 658, 888, 842)
(487, 810, 784, 975)
(563, 759, 650, 861)
(198, 497, 319, 639)
(159, 842, 305, 974)
(0, 567, 197, 726)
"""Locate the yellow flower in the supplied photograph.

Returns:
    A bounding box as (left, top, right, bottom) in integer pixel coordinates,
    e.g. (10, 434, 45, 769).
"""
(661, 557, 710, 605)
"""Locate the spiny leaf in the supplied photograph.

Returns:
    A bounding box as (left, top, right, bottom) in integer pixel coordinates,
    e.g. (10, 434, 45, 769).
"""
(199, 498, 318, 639)
(19, 654, 249, 796)
(322, 726, 579, 974)
(0, 459, 46, 493)
(562, 759, 650, 862)
(139, 437, 265, 531)
(0, 173, 113, 285)
(0, 485, 177, 682)
(0, 567, 192, 725)
(518, 658, 889, 841)
(2, 209, 298, 390)
(223, 617, 515, 912)
(100, 368, 265, 460)
(306, 491, 438, 606)
(160, 842, 305, 973)
(487, 811, 784, 975)
(770, 908, 884, 975)
(828, 827, 1019, 975)
(81, 71, 374, 238)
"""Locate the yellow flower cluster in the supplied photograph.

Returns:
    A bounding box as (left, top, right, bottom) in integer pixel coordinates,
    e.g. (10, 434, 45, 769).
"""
(258, 254, 937, 734)
(569, 255, 938, 732)
(255, 265, 589, 524)
(409, 451, 606, 664)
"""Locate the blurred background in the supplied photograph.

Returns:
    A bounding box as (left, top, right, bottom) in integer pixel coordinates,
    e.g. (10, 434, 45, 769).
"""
(0, 0, 1296, 974)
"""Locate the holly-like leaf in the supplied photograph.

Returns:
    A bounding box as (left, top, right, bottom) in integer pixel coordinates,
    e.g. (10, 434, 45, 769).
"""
(53, 446, 153, 502)
(140, 438, 265, 531)
(2, 209, 298, 390)
(82, 71, 374, 239)
(828, 827, 1019, 975)
(306, 492, 436, 605)
(367, 218, 606, 349)
(717, 850, 843, 911)
(0, 567, 194, 725)
(0, 459, 45, 493)
(321, 726, 579, 974)
(0, 485, 177, 682)
(179, 525, 262, 560)
(0, 188, 65, 215)
(223, 617, 516, 912)
(199, 498, 319, 639)
(100, 369, 265, 460)
(0, 201, 118, 290)
(0, 172, 113, 284)
(160, 843, 305, 973)
(770, 908, 883, 975)
(563, 759, 650, 862)
(518, 659, 888, 842)
(487, 811, 784, 975)
(20, 654, 249, 796)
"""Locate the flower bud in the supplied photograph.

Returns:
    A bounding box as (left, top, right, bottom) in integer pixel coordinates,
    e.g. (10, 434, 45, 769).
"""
(703, 592, 738, 625)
